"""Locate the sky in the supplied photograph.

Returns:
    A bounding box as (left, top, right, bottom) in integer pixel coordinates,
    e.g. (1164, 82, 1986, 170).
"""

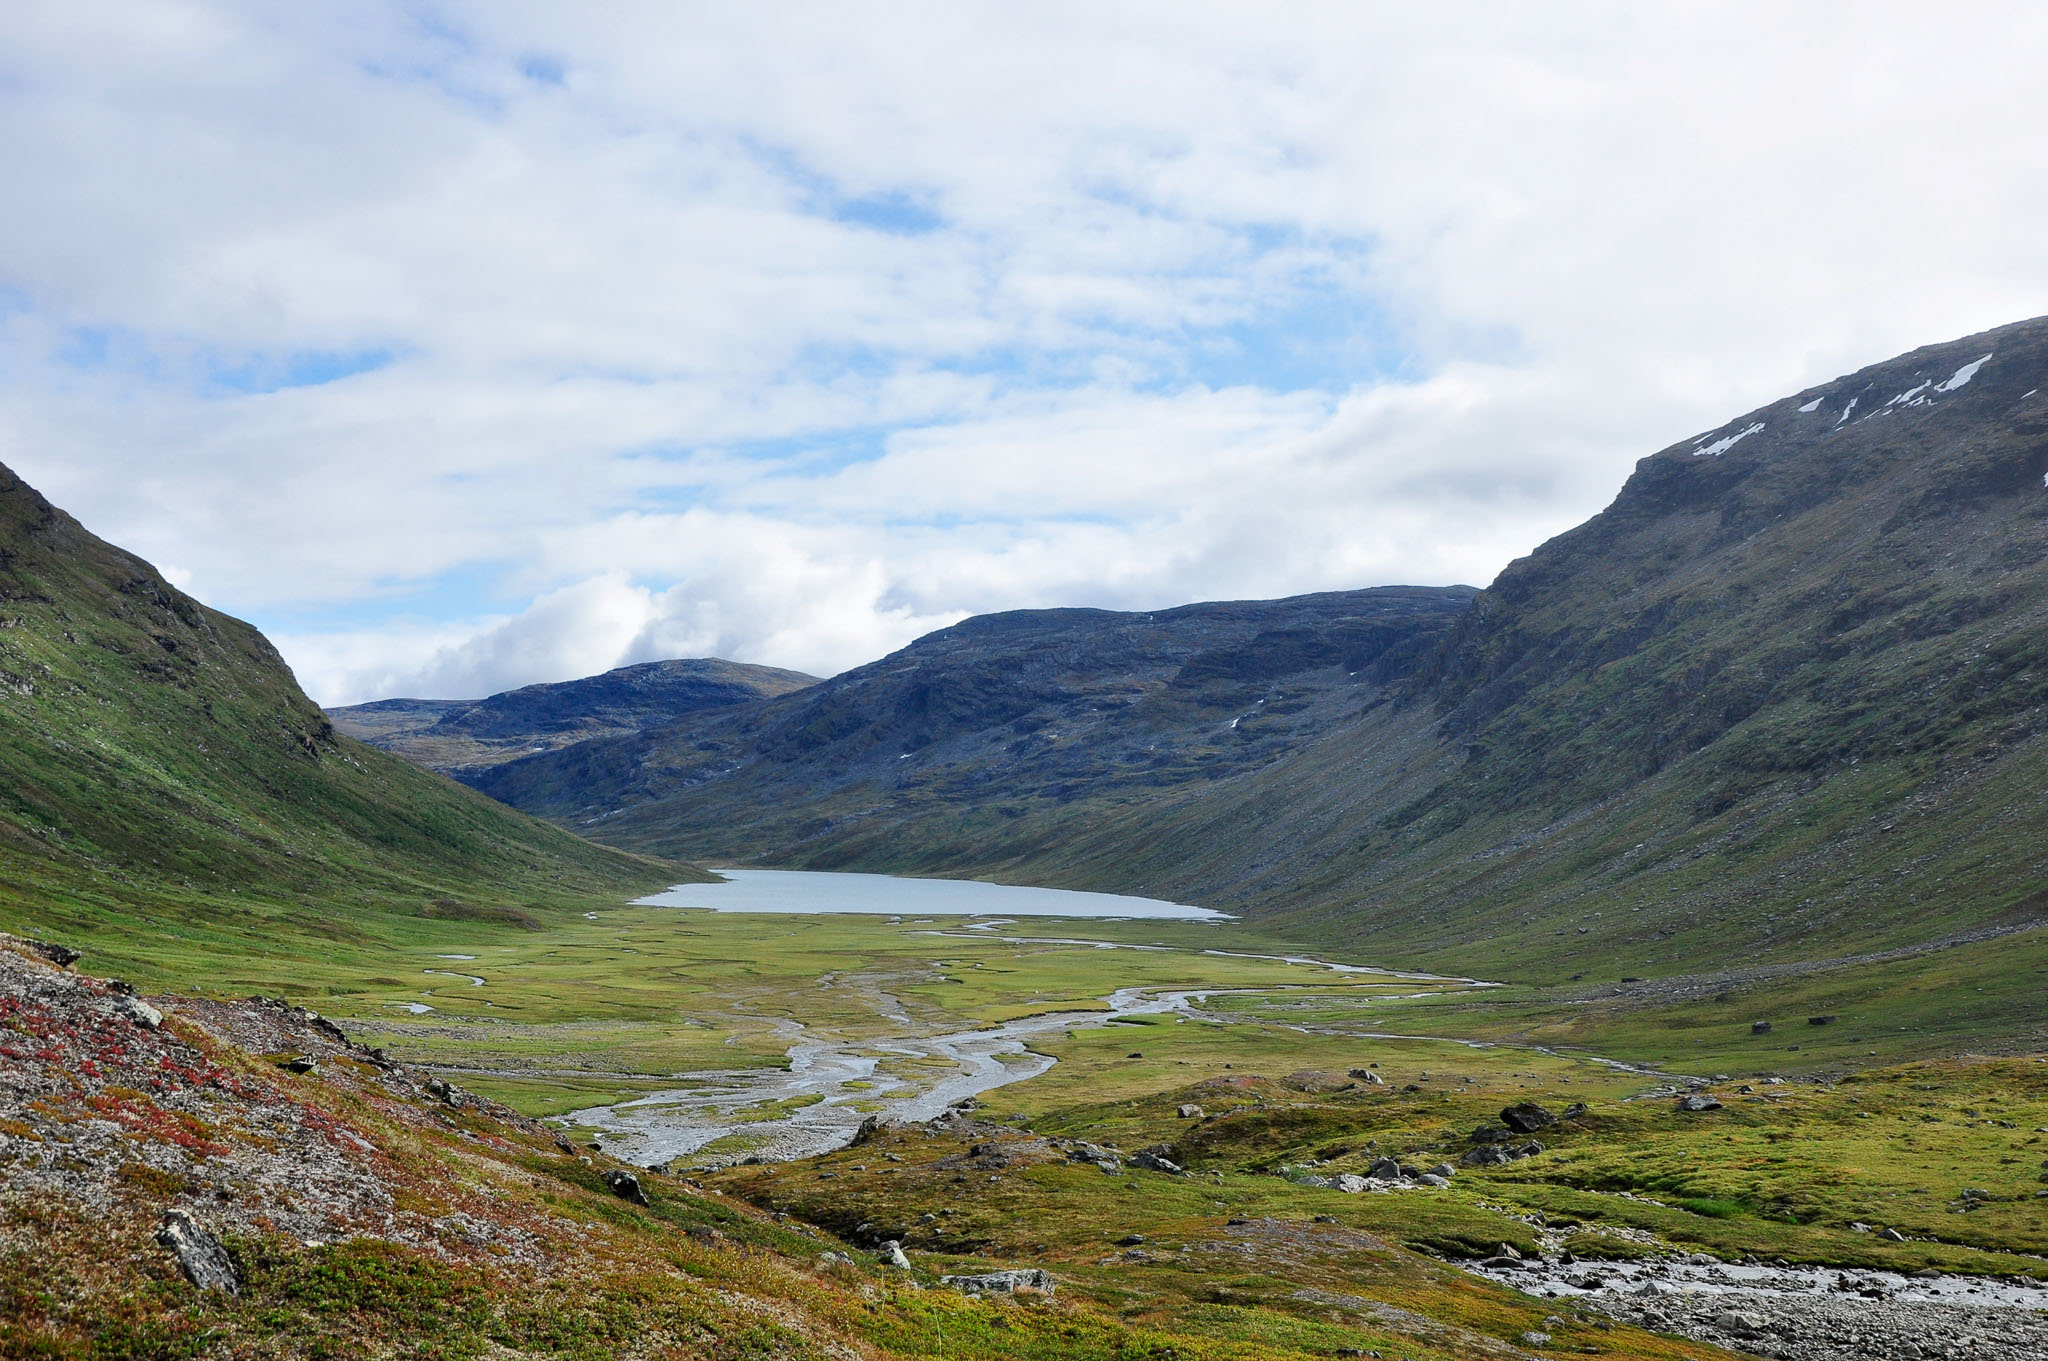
(4, 3, 2047, 705)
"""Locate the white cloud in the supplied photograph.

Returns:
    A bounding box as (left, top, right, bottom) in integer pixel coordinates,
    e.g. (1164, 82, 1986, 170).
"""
(3, 2, 2047, 703)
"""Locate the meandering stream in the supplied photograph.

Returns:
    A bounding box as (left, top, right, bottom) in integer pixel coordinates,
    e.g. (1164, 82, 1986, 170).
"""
(568, 871, 1477, 1166)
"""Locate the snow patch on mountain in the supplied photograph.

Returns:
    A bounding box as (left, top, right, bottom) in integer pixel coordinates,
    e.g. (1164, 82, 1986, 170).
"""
(1934, 353, 1992, 392)
(1691, 421, 1765, 457)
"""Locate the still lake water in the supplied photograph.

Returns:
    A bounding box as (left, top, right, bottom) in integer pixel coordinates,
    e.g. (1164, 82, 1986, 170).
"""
(633, 868, 1230, 920)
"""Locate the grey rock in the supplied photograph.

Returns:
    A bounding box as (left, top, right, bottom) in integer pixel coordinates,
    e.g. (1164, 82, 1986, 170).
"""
(1677, 1094, 1723, 1112)
(1176, 1104, 1205, 1118)
(1333, 1173, 1370, 1193)
(879, 1239, 912, 1269)
(942, 1268, 1056, 1297)
(277, 1055, 317, 1075)
(1520, 1332, 1550, 1347)
(1347, 1068, 1384, 1084)
(603, 1169, 650, 1205)
(848, 1114, 885, 1146)
(1751, 1020, 1773, 1034)
(1418, 1173, 1451, 1188)
(1426, 1162, 1455, 1179)
(113, 995, 163, 1030)
(1714, 1310, 1767, 1337)
(155, 1210, 238, 1294)
(1500, 1101, 1557, 1133)
(1131, 1150, 1183, 1175)
(1367, 1155, 1402, 1179)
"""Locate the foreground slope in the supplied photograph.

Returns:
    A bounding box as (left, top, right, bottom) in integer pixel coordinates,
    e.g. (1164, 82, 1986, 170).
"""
(0, 463, 690, 984)
(2, 937, 1748, 1361)
(477, 318, 2048, 987)
(328, 657, 819, 777)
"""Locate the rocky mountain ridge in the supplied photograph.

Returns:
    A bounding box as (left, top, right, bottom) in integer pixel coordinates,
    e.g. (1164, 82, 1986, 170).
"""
(328, 657, 818, 777)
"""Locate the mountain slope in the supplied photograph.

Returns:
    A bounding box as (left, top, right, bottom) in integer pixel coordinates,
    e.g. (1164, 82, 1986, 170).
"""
(472, 317, 2048, 985)
(0, 462, 694, 982)
(328, 657, 818, 777)
(469, 586, 1476, 858)
(973, 317, 2048, 977)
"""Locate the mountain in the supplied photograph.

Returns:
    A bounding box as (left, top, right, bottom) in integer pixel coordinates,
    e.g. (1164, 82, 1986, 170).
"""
(0, 463, 693, 982)
(470, 317, 2048, 984)
(327, 657, 818, 777)
(468, 585, 1477, 848)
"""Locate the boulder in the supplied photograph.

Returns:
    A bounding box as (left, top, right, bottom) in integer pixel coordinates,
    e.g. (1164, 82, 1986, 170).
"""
(24, 939, 80, 968)
(1751, 1020, 1773, 1034)
(1418, 1173, 1451, 1188)
(603, 1169, 650, 1206)
(113, 995, 163, 1030)
(1426, 1163, 1455, 1179)
(1461, 1145, 1511, 1168)
(1560, 1102, 1587, 1120)
(1676, 1094, 1723, 1112)
(1500, 1102, 1557, 1134)
(849, 1115, 885, 1146)
(1807, 1015, 1838, 1026)
(1332, 1173, 1370, 1193)
(155, 1210, 238, 1294)
(1131, 1150, 1184, 1175)
(879, 1240, 912, 1270)
(1176, 1104, 1204, 1119)
(1347, 1068, 1384, 1084)
(277, 1056, 317, 1075)
(1367, 1155, 1402, 1180)
(941, 1268, 1055, 1297)
(1714, 1310, 1767, 1338)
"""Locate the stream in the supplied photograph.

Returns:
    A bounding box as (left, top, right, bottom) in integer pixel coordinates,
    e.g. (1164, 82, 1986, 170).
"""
(568, 871, 1461, 1166)
(566, 981, 1253, 1166)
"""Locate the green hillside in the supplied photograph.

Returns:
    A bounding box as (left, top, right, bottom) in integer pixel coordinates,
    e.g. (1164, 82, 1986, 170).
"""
(0, 462, 693, 986)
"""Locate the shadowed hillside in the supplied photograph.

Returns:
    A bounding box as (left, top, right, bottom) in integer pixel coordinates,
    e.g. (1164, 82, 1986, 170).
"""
(470, 586, 1476, 862)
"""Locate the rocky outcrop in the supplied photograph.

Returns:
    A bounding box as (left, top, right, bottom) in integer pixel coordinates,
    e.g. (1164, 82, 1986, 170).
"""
(154, 1210, 238, 1294)
(942, 1268, 1056, 1297)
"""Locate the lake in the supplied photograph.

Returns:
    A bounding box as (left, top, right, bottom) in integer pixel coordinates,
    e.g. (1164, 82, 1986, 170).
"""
(632, 868, 1230, 920)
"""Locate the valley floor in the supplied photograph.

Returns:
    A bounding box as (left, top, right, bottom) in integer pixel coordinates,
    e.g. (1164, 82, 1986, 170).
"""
(5, 898, 2046, 1361)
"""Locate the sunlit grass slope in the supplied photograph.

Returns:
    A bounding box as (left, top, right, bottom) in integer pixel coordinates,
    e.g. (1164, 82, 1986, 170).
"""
(0, 462, 693, 983)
